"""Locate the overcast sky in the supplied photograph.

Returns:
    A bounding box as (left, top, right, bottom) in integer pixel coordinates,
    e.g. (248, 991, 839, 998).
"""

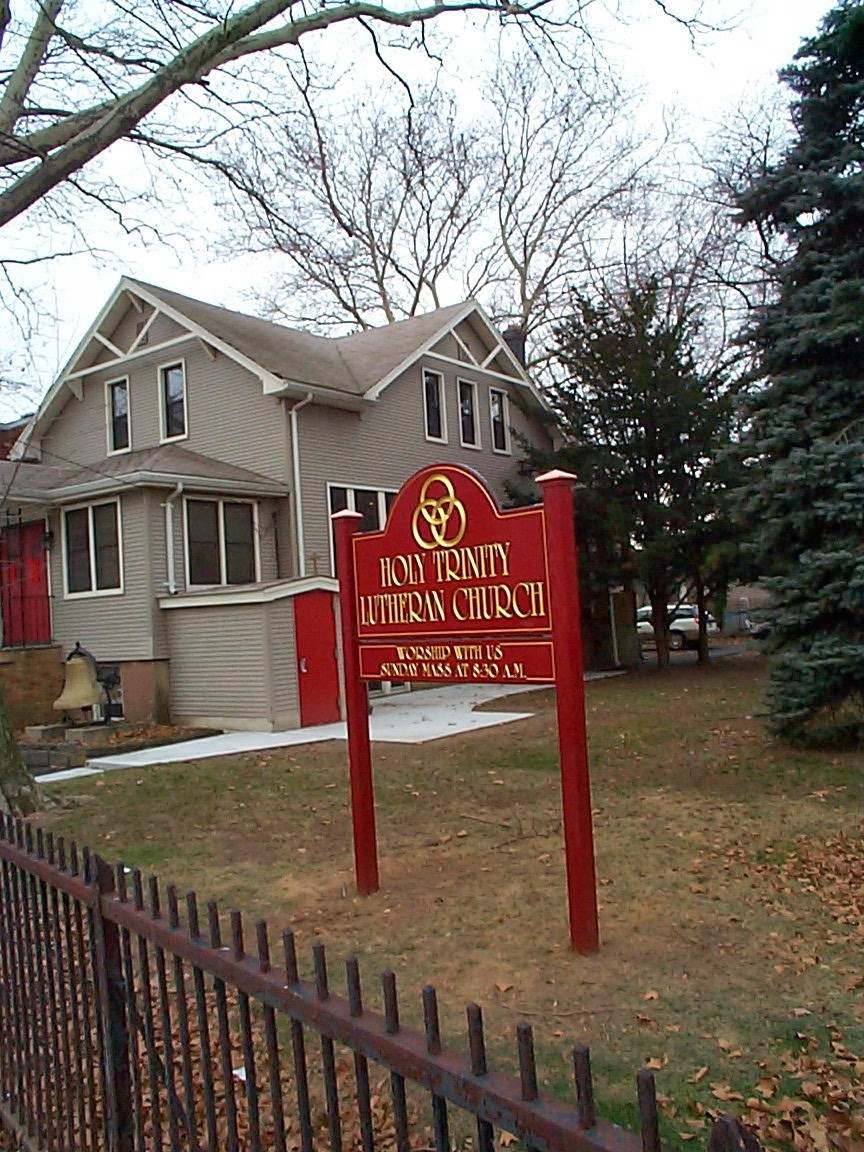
(2, 0, 831, 421)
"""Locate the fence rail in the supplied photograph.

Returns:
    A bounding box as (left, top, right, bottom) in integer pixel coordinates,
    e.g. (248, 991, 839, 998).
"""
(0, 814, 759, 1152)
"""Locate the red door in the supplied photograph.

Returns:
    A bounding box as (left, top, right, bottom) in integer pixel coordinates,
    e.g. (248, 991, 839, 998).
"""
(0, 521, 50, 647)
(294, 590, 341, 726)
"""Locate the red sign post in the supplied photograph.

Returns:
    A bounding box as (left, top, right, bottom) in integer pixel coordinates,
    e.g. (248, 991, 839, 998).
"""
(332, 464, 600, 952)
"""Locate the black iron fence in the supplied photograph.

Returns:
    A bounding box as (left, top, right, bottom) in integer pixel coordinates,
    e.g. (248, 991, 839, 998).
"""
(0, 815, 759, 1152)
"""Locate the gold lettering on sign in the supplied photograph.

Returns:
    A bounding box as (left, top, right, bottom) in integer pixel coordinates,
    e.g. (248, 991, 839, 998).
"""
(359, 589, 446, 627)
(380, 553, 426, 588)
(411, 474, 467, 550)
(452, 581, 546, 622)
(430, 541, 511, 583)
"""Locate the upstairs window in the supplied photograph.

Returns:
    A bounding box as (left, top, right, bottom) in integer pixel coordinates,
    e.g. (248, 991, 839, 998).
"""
(63, 500, 122, 596)
(106, 378, 130, 453)
(490, 387, 510, 454)
(458, 379, 479, 448)
(423, 369, 446, 442)
(186, 499, 257, 586)
(160, 361, 187, 441)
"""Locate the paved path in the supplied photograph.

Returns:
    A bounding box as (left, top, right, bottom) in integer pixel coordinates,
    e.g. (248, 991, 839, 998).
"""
(37, 674, 621, 785)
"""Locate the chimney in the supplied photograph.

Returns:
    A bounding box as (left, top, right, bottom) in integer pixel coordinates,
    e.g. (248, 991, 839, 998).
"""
(503, 325, 527, 367)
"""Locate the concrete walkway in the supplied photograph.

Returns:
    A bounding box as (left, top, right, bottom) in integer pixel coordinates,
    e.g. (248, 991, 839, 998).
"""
(37, 674, 620, 785)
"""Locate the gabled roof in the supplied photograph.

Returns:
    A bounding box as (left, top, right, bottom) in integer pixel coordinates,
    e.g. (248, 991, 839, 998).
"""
(130, 283, 516, 398)
(15, 278, 546, 459)
(0, 445, 289, 502)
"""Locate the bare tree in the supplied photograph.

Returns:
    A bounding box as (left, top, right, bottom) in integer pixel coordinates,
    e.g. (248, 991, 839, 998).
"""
(209, 49, 657, 365)
(0, 0, 721, 234)
(213, 73, 492, 329)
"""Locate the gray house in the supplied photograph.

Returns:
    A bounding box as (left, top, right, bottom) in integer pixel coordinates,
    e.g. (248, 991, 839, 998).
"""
(0, 279, 554, 730)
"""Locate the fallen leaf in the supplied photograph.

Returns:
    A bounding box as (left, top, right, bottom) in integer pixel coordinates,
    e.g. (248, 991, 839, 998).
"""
(689, 1066, 709, 1084)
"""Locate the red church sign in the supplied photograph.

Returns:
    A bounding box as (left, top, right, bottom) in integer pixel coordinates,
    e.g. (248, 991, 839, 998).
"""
(333, 463, 600, 953)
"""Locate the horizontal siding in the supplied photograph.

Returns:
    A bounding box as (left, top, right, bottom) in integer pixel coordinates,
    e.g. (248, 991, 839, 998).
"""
(299, 361, 552, 574)
(146, 491, 170, 659)
(267, 599, 299, 721)
(49, 490, 157, 661)
(41, 322, 292, 485)
(166, 604, 270, 718)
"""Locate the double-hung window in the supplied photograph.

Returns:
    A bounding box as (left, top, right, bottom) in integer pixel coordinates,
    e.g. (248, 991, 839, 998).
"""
(423, 369, 446, 442)
(458, 379, 480, 448)
(186, 499, 257, 586)
(63, 500, 122, 596)
(489, 387, 510, 454)
(160, 362, 187, 441)
(328, 485, 396, 572)
(106, 378, 130, 453)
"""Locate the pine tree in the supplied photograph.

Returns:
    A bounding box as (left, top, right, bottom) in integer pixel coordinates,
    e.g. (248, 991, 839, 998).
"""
(538, 277, 733, 668)
(735, 1, 864, 745)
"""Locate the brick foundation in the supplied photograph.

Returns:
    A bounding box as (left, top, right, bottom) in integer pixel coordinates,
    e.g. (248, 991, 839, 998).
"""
(119, 661, 170, 724)
(0, 646, 64, 731)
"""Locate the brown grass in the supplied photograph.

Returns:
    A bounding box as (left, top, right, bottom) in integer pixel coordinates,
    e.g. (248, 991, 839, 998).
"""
(38, 654, 864, 1149)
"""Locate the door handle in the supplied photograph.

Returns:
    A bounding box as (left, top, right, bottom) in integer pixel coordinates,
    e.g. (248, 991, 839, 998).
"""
(299, 658, 308, 673)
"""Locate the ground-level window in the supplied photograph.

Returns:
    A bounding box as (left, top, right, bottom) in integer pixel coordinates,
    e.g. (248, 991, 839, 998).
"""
(186, 498, 257, 586)
(423, 369, 446, 442)
(458, 378, 479, 447)
(160, 361, 187, 440)
(63, 500, 122, 596)
(328, 485, 396, 572)
(107, 378, 130, 453)
(490, 387, 510, 454)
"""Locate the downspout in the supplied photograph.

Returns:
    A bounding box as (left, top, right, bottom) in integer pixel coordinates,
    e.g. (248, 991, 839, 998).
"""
(163, 482, 183, 594)
(290, 393, 314, 578)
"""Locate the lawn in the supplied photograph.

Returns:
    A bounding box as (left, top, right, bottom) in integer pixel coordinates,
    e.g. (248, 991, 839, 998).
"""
(38, 653, 864, 1151)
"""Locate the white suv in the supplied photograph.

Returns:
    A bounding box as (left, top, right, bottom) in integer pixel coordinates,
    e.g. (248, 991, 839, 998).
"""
(636, 605, 719, 651)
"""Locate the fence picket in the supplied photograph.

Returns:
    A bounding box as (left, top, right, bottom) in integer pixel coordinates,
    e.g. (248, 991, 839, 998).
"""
(0, 824, 767, 1152)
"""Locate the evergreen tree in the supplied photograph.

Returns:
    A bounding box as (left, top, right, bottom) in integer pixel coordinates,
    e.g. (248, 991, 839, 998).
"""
(735, 1, 864, 744)
(534, 276, 733, 668)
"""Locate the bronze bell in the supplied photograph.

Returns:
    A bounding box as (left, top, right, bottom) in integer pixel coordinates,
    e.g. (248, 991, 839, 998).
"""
(53, 642, 103, 713)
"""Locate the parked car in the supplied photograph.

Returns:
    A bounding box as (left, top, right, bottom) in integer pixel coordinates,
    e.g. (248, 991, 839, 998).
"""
(636, 604, 719, 651)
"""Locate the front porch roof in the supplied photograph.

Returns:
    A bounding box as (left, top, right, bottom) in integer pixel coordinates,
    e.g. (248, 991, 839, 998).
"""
(0, 445, 289, 504)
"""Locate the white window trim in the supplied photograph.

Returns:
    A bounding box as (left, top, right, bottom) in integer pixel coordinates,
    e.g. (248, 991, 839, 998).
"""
(104, 376, 131, 456)
(489, 386, 511, 455)
(457, 377, 481, 450)
(422, 368, 447, 444)
(183, 496, 260, 588)
(158, 358, 188, 444)
(61, 497, 124, 599)
(325, 482, 398, 577)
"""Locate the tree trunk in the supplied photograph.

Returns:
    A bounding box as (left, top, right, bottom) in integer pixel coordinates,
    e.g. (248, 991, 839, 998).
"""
(650, 593, 670, 669)
(0, 686, 42, 817)
(695, 573, 710, 666)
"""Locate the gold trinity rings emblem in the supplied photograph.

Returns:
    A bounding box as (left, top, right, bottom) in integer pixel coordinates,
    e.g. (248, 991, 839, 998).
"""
(411, 474, 467, 550)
